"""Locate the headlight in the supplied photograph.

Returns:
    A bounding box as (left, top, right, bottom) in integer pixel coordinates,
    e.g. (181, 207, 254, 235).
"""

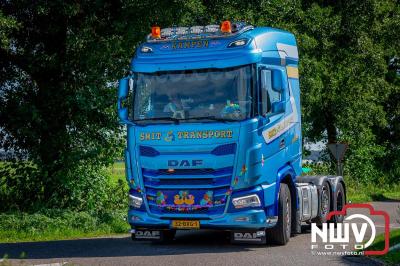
(129, 194, 143, 208)
(232, 194, 261, 209)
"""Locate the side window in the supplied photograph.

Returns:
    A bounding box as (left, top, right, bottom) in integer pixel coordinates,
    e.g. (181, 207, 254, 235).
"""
(260, 69, 281, 114)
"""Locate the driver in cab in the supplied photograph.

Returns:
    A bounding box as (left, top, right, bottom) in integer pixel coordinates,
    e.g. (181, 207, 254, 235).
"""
(163, 92, 185, 119)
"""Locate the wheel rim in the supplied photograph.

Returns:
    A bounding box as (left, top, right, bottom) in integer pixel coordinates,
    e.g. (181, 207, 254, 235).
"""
(321, 187, 330, 216)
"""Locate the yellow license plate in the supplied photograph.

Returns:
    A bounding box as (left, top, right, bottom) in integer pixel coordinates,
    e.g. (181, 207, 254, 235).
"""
(172, 220, 200, 229)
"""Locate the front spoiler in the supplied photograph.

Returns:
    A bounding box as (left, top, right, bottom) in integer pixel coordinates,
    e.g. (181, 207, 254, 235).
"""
(128, 209, 278, 230)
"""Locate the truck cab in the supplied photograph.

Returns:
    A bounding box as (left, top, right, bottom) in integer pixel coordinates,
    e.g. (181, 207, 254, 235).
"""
(118, 21, 345, 244)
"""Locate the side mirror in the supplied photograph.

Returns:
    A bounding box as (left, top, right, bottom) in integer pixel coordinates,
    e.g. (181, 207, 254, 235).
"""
(271, 69, 288, 92)
(271, 101, 285, 113)
(118, 107, 128, 122)
(118, 107, 128, 121)
(118, 77, 133, 122)
(118, 78, 129, 99)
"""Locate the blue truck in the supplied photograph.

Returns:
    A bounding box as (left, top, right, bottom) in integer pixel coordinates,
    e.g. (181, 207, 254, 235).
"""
(117, 21, 346, 245)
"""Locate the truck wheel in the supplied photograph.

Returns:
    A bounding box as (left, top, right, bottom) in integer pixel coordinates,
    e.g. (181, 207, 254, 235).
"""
(332, 182, 345, 224)
(266, 183, 291, 245)
(314, 181, 331, 225)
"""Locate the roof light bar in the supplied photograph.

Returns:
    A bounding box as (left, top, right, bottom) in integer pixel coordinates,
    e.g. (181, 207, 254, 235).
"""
(204, 24, 219, 33)
(161, 27, 174, 37)
(147, 22, 254, 42)
(190, 26, 204, 34)
(175, 27, 189, 35)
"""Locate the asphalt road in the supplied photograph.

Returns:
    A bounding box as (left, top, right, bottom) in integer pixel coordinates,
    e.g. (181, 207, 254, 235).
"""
(1, 201, 399, 266)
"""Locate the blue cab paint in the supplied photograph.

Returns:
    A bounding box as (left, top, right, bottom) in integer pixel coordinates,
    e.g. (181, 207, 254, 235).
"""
(120, 24, 302, 231)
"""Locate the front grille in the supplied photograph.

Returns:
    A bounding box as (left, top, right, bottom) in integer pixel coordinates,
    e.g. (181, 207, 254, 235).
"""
(144, 176, 231, 187)
(142, 166, 233, 176)
(139, 143, 236, 157)
(149, 204, 226, 215)
(140, 144, 236, 217)
(139, 146, 160, 157)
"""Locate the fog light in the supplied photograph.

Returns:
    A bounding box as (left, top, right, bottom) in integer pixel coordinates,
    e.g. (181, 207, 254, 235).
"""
(232, 194, 261, 209)
(129, 194, 143, 208)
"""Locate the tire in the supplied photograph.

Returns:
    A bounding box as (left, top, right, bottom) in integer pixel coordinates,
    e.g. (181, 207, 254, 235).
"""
(314, 180, 331, 225)
(332, 182, 345, 224)
(266, 183, 291, 245)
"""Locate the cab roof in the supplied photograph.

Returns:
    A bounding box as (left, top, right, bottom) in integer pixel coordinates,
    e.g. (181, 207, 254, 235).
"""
(131, 23, 298, 73)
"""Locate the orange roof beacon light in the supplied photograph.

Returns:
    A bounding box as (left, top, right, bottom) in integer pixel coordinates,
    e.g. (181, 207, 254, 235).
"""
(221, 20, 232, 33)
(151, 26, 161, 39)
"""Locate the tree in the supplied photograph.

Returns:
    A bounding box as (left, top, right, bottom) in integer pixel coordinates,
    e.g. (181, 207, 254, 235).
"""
(298, 0, 399, 182)
(0, 0, 216, 210)
(0, 1, 128, 207)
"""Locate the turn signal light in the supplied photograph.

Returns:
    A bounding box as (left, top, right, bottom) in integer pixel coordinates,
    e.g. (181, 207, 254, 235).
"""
(151, 26, 161, 38)
(221, 20, 232, 33)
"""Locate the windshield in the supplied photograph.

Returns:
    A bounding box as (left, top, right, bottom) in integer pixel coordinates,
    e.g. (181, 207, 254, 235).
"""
(133, 65, 254, 123)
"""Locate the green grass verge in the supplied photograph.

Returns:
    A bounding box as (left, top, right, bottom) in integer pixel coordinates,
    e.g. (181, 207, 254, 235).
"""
(366, 229, 400, 265)
(0, 209, 129, 243)
(346, 182, 400, 203)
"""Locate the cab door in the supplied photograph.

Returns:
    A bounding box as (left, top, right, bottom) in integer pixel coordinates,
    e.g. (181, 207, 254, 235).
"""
(257, 66, 289, 160)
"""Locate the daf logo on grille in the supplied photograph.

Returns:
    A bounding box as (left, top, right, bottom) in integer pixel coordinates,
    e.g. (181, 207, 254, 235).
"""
(168, 160, 203, 167)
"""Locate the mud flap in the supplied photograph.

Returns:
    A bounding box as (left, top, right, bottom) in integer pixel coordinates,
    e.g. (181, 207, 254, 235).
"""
(293, 209, 302, 234)
(132, 229, 163, 241)
(230, 230, 266, 244)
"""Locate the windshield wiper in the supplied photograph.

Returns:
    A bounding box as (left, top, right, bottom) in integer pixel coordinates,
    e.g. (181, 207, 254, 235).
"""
(133, 117, 180, 124)
(183, 116, 237, 122)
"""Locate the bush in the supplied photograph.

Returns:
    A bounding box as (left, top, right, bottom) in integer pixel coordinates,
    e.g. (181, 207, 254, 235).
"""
(0, 161, 126, 212)
(0, 209, 129, 243)
(49, 165, 127, 212)
(0, 161, 44, 211)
